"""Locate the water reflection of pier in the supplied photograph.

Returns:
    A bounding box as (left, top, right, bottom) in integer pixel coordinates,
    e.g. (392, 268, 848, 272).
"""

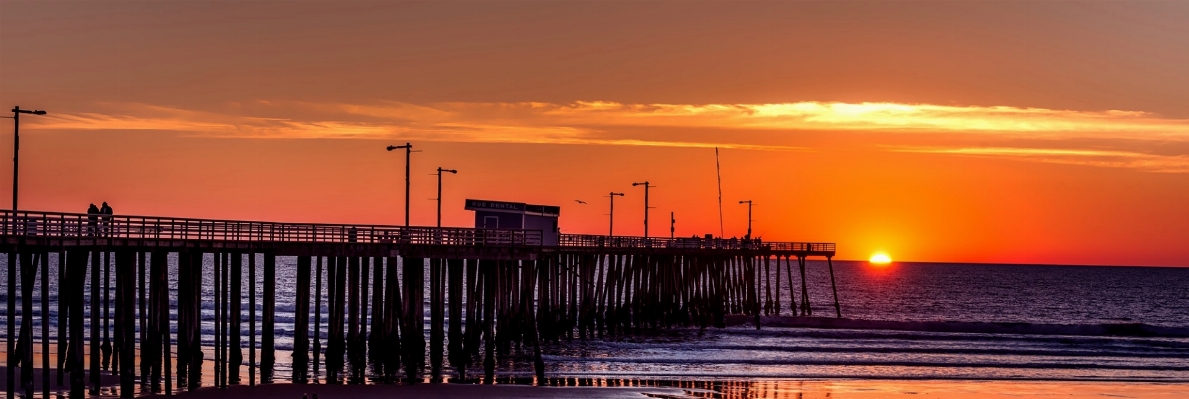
(2, 210, 839, 398)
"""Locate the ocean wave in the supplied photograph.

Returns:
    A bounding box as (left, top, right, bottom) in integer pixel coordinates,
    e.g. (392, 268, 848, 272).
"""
(724, 316, 1189, 338)
(550, 356, 1189, 371)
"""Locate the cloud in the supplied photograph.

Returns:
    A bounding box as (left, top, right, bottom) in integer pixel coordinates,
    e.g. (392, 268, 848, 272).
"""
(894, 146, 1189, 173)
(29, 100, 1189, 155)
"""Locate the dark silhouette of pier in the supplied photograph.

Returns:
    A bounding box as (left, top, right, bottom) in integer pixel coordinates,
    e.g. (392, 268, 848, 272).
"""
(1, 209, 838, 398)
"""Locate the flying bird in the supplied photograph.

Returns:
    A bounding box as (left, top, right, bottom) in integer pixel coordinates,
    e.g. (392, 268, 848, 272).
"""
(575, 200, 587, 204)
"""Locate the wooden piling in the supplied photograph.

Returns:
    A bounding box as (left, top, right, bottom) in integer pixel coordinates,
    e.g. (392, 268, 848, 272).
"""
(262, 253, 276, 382)
(187, 252, 202, 390)
(827, 256, 841, 318)
(346, 256, 359, 380)
(482, 260, 496, 382)
(293, 256, 311, 382)
(402, 257, 426, 382)
(798, 256, 811, 316)
(383, 256, 402, 381)
(430, 258, 445, 379)
(229, 253, 243, 384)
(65, 250, 88, 397)
(17, 252, 35, 398)
(213, 252, 222, 387)
(137, 252, 147, 388)
(462, 259, 481, 380)
(117, 251, 136, 397)
(447, 258, 464, 378)
(327, 256, 346, 383)
(90, 249, 100, 393)
(5, 251, 12, 399)
(56, 252, 66, 388)
(356, 256, 370, 381)
(313, 256, 322, 380)
(369, 256, 385, 369)
(102, 251, 112, 372)
(249, 253, 256, 386)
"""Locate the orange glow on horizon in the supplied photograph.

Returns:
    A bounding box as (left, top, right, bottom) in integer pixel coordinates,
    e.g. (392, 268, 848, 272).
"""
(869, 253, 893, 265)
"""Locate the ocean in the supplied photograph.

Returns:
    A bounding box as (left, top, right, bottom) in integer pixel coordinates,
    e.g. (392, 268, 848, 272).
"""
(2, 257, 1187, 385)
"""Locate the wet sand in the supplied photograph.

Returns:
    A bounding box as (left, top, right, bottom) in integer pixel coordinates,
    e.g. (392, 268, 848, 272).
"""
(128, 380, 1189, 399)
(140, 383, 679, 399)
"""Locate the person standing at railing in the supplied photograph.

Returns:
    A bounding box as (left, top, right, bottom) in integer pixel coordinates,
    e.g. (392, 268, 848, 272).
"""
(87, 203, 100, 236)
(100, 202, 113, 237)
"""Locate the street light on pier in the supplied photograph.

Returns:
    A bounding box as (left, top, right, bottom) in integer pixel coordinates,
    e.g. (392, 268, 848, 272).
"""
(607, 192, 624, 236)
(670, 211, 675, 239)
(8, 106, 47, 211)
(632, 181, 654, 237)
(386, 143, 418, 226)
(434, 167, 457, 228)
(739, 200, 754, 240)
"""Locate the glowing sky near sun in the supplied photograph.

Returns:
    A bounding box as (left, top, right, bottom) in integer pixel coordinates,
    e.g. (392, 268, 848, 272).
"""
(1, 1, 1187, 266)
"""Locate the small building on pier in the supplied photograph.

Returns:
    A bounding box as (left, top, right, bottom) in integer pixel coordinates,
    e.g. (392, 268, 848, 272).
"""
(465, 198, 560, 245)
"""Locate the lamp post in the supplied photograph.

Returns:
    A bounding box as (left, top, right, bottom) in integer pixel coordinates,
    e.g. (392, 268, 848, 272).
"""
(9, 106, 47, 211)
(386, 143, 415, 226)
(607, 192, 624, 236)
(632, 181, 654, 237)
(434, 167, 457, 228)
(739, 200, 753, 240)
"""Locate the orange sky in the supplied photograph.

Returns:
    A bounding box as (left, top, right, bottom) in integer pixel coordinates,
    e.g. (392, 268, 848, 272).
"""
(1, 1, 1187, 266)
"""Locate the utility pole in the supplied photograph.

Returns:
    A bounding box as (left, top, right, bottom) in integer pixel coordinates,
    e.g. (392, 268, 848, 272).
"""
(607, 192, 624, 236)
(386, 143, 416, 226)
(739, 200, 753, 240)
(435, 167, 457, 228)
(670, 211, 675, 239)
(9, 106, 47, 211)
(632, 181, 654, 237)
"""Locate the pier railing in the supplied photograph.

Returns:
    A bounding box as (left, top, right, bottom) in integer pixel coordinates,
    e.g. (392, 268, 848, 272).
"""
(0, 210, 542, 246)
(1, 210, 834, 253)
(558, 233, 835, 253)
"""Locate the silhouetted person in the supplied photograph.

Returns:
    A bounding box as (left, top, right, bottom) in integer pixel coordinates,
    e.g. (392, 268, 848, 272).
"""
(99, 202, 113, 237)
(348, 226, 358, 243)
(86, 203, 99, 236)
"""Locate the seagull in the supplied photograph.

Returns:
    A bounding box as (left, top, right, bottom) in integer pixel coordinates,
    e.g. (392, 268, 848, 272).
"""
(575, 200, 587, 204)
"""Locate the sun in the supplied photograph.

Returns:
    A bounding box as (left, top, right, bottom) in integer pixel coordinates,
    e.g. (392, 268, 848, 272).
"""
(869, 253, 892, 265)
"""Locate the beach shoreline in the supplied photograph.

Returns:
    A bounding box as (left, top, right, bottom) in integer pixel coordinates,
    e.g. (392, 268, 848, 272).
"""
(132, 379, 1189, 399)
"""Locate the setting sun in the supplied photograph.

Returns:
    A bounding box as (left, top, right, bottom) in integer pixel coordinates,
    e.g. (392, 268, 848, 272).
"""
(870, 253, 892, 264)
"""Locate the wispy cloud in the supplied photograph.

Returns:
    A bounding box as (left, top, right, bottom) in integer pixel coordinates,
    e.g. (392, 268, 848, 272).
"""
(894, 146, 1189, 173)
(533, 101, 1189, 137)
(30, 100, 1189, 155)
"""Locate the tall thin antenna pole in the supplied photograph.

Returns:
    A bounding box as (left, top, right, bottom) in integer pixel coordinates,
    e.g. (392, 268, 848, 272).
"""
(716, 147, 724, 237)
(632, 181, 653, 237)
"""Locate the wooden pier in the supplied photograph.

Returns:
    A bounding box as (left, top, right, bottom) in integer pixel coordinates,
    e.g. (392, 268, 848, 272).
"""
(1, 209, 838, 398)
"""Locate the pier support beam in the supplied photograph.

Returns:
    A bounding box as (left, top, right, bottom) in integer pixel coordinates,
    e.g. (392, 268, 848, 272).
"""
(293, 255, 312, 383)
(117, 251, 136, 397)
(229, 254, 242, 384)
(430, 258, 445, 379)
(402, 257, 426, 382)
(828, 256, 841, 318)
(262, 253, 276, 382)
